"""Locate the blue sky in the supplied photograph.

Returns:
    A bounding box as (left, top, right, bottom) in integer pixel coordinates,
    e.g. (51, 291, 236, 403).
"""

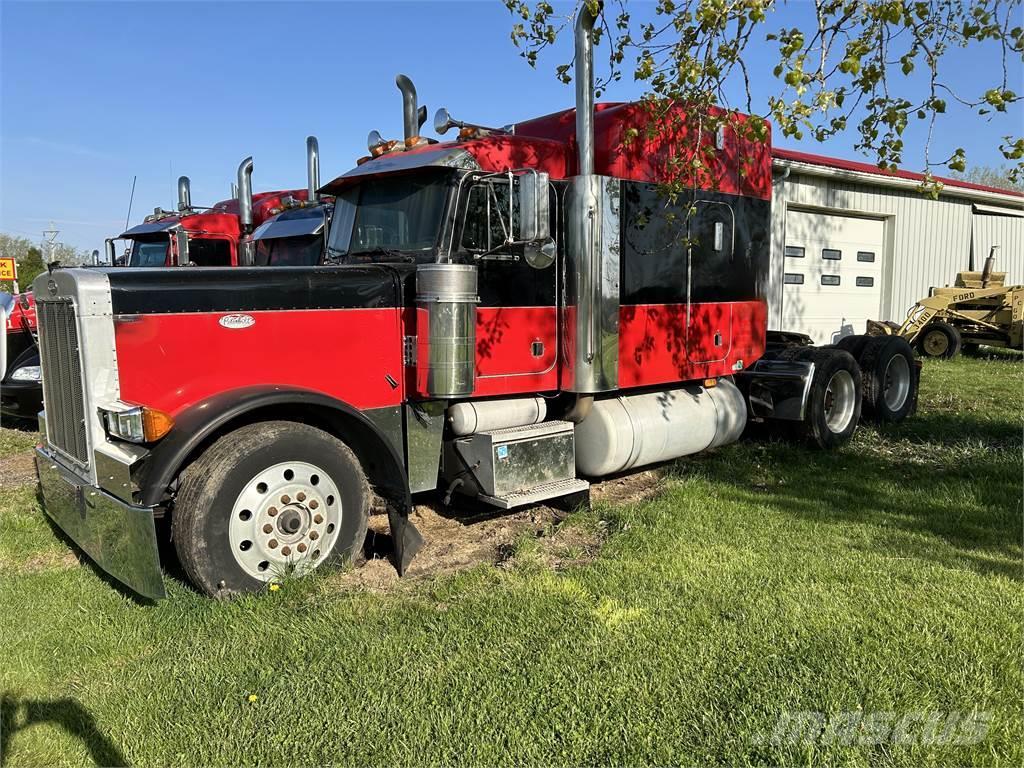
(1, 0, 1021, 252)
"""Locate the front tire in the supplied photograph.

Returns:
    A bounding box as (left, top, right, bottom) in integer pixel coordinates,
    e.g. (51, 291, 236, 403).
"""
(172, 421, 369, 597)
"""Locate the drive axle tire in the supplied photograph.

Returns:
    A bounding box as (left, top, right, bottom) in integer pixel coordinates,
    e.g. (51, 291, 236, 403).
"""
(858, 336, 917, 423)
(172, 421, 369, 598)
(779, 346, 862, 449)
(830, 334, 871, 360)
(916, 321, 962, 359)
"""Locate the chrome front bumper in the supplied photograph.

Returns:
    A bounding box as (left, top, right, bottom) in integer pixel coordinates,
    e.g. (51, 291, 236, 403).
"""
(35, 447, 165, 599)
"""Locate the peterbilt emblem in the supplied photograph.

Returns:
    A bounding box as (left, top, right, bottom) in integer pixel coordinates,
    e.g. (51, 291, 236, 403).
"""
(219, 313, 255, 329)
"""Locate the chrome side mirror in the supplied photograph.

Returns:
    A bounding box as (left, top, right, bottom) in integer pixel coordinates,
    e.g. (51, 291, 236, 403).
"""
(174, 230, 190, 267)
(524, 239, 556, 270)
(518, 171, 550, 242)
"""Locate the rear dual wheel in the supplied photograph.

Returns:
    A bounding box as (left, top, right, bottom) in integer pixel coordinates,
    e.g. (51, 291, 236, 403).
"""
(779, 346, 862, 449)
(172, 421, 369, 598)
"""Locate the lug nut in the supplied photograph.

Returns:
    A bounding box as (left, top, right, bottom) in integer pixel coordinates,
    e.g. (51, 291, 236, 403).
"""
(268, 506, 278, 517)
(281, 494, 291, 504)
(297, 492, 306, 502)
(282, 545, 292, 556)
(269, 539, 278, 549)
(297, 543, 308, 553)
(263, 524, 273, 534)
(309, 500, 319, 510)
(309, 530, 319, 541)
(313, 513, 324, 524)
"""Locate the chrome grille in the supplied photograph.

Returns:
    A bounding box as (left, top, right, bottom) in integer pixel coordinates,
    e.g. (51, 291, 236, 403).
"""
(37, 298, 89, 465)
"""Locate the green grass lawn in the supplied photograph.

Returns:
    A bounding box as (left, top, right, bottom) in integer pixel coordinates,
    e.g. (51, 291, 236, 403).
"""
(1, 353, 1021, 766)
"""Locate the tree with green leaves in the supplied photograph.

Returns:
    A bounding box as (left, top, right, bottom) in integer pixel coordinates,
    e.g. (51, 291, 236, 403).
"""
(506, 0, 1023, 197)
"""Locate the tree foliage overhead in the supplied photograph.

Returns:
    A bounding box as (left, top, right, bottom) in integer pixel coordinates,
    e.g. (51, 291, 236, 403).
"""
(505, 0, 1023, 195)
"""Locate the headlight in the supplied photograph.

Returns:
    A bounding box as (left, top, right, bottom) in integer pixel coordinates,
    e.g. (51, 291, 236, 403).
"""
(100, 404, 174, 443)
(10, 365, 41, 382)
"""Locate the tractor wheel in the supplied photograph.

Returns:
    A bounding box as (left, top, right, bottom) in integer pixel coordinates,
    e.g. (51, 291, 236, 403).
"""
(779, 346, 862, 449)
(916, 321, 962, 359)
(858, 336, 917, 423)
(172, 421, 369, 598)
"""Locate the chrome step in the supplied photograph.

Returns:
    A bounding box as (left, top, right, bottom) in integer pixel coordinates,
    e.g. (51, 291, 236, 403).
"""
(479, 477, 590, 510)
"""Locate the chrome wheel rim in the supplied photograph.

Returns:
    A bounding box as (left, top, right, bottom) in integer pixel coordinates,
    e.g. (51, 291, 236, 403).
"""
(228, 461, 342, 581)
(882, 354, 911, 411)
(823, 369, 857, 433)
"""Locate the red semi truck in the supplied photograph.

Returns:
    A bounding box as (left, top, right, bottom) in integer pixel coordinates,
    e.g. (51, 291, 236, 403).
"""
(31, 8, 918, 599)
(113, 137, 327, 268)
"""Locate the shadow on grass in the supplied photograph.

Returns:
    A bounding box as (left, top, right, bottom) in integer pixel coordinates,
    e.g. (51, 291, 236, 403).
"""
(0, 695, 126, 767)
(669, 412, 1022, 582)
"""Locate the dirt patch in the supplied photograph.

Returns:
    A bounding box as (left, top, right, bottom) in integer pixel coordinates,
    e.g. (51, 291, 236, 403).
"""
(0, 451, 37, 489)
(330, 471, 663, 592)
(590, 469, 663, 506)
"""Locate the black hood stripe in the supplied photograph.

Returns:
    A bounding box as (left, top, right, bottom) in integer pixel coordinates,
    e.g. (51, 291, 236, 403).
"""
(107, 265, 403, 315)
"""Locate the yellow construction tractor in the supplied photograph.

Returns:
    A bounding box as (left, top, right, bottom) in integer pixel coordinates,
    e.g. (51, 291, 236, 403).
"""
(868, 247, 1023, 358)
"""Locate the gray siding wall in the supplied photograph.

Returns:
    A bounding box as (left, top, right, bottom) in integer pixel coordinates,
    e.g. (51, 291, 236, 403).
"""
(769, 172, 1023, 329)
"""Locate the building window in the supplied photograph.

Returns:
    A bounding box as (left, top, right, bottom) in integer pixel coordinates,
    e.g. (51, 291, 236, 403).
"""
(785, 245, 805, 258)
(822, 248, 842, 260)
(783, 273, 804, 285)
(856, 276, 874, 287)
(857, 251, 875, 262)
(821, 275, 841, 286)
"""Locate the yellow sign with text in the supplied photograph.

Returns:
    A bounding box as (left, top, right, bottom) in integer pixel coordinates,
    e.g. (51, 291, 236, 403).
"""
(0, 257, 16, 281)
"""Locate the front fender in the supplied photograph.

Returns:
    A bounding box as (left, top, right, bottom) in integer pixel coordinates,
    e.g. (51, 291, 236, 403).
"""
(137, 386, 423, 573)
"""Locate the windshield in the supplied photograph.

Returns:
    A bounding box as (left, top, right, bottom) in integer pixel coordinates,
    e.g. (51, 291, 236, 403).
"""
(128, 237, 170, 267)
(255, 235, 323, 267)
(328, 171, 449, 262)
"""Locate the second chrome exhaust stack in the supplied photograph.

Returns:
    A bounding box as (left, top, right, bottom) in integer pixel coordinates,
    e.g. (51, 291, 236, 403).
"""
(306, 136, 320, 203)
(396, 74, 427, 145)
(177, 176, 192, 212)
(237, 157, 254, 233)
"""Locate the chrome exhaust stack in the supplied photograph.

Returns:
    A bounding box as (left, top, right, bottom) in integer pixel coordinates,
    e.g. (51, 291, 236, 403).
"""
(177, 176, 192, 212)
(563, 0, 619, 397)
(574, 6, 597, 176)
(237, 157, 254, 234)
(396, 74, 427, 146)
(306, 136, 320, 203)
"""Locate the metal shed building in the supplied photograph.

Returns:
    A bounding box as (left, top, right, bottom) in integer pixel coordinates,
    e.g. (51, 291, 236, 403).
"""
(768, 148, 1024, 344)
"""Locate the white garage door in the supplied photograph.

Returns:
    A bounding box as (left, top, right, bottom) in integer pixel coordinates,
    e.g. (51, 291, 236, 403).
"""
(781, 209, 885, 344)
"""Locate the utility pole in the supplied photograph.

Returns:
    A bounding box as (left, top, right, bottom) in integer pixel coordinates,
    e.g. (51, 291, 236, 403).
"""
(42, 221, 60, 265)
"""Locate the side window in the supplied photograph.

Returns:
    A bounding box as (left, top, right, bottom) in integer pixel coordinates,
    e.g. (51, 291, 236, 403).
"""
(822, 248, 842, 260)
(189, 238, 232, 266)
(784, 245, 805, 258)
(460, 182, 517, 254)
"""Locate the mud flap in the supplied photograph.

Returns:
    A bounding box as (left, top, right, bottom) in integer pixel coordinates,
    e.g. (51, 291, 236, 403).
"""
(387, 505, 424, 576)
(35, 449, 166, 600)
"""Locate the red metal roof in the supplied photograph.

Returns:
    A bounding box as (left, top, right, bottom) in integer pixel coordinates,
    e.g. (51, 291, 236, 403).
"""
(772, 146, 1023, 199)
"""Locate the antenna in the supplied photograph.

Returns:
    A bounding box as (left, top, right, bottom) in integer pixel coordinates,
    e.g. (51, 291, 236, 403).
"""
(124, 175, 137, 233)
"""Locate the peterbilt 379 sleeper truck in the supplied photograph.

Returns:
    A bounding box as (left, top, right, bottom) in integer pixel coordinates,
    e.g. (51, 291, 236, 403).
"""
(32, 7, 918, 599)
